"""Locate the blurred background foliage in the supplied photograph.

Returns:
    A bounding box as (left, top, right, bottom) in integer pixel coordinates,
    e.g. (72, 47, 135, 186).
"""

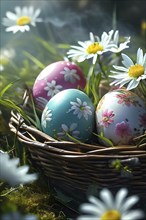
(0, 0, 146, 219)
(1, 0, 146, 89)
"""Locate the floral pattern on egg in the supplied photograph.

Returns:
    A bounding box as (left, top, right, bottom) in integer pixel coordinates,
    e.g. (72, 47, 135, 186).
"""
(57, 123, 80, 140)
(100, 109, 115, 128)
(115, 121, 132, 138)
(96, 89, 146, 145)
(115, 92, 142, 107)
(41, 108, 52, 128)
(60, 67, 80, 83)
(67, 98, 92, 120)
(44, 80, 63, 97)
(33, 61, 86, 110)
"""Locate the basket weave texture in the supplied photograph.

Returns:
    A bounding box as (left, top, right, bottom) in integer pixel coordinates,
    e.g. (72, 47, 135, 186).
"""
(9, 107, 146, 199)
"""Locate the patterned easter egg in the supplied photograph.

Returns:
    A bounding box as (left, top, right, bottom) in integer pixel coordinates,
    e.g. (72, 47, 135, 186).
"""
(32, 61, 86, 110)
(96, 89, 146, 145)
(41, 89, 95, 142)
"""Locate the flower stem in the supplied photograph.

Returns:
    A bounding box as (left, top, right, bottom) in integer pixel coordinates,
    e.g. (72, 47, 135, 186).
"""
(97, 56, 108, 80)
(138, 80, 146, 100)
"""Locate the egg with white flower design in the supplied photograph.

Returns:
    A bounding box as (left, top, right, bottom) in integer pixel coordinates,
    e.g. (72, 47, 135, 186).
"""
(32, 61, 86, 110)
(41, 89, 95, 142)
(96, 89, 146, 146)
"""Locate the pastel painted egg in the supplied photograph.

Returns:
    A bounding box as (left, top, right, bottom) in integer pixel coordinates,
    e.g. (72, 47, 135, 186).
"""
(32, 61, 86, 110)
(96, 89, 146, 145)
(41, 89, 95, 142)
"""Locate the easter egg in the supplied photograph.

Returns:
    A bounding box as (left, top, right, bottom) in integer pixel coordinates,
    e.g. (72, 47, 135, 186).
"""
(41, 89, 95, 142)
(32, 61, 86, 110)
(96, 89, 146, 145)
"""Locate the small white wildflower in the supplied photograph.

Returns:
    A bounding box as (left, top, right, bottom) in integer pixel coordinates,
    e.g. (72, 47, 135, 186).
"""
(0, 152, 38, 186)
(77, 188, 144, 220)
(67, 30, 115, 64)
(110, 30, 130, 53)
(2, 6, 42, 33)
(0, 48, 15, 71)
(0, 64, 4, 71)
(109, 48, 146, 90)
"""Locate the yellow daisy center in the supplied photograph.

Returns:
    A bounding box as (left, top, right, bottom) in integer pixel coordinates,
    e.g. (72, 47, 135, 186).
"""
(80, 106, 85, 111)
(101, 210, 121, 220)
(128, 64, 144, 78)
(17, 16, 31, 26)
(103, 117, 109, 122)
(86, 42, 103, 54)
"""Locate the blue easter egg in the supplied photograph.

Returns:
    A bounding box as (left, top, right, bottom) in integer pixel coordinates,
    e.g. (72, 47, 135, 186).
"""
(41, 89, 95, 142)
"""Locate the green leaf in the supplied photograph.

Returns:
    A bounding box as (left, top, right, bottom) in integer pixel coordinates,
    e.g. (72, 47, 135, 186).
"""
(93, 132, 113, 147)
(0, 99, 29, 123)
(0, 80, 20, 98)
(23, 51, 45, 69)
(35, 37, 58, 55)
(29, 92, 42, 130)
(57, 43, 70, 49)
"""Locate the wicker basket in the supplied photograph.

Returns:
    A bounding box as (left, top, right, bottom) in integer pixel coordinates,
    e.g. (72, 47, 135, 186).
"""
(9, 91, 146, 206)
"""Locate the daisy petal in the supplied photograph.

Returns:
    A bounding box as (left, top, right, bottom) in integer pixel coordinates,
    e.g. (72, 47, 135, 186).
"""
(127, 79, 139, 90)
(77, 217, 99, 220)
(123, 210, 144, 220)
(33, 8, 41, 18)
(137, 48, 143, 65)
(80, 204, 102, 215)
(15, 6, 21, 16)
(89, 196, 105, 211)
(112, 65, 128, 72)
(121, 195, 139, 212)
(115, 188, 128, 209)
(100, 188, 114, 209)
(6, 11, 17, 20)
(122, 53, 134, 68)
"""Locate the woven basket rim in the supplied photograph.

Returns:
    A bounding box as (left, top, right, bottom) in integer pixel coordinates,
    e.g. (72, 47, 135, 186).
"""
(9, 110, 146, 158)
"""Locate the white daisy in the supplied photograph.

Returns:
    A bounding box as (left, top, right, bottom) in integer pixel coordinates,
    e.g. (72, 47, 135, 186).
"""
(110, 30, 130, 53)
(1, 212, 38, 220)
(77, 188, 144, 220)
(67, 30, 115, 64)
(60, 67, 80, 84)
(0, 48, 15, 60)
(0, 48, 15, 70)
(2, 6, 42, 33)
(44, 80, 63, 97)
(42, 108, 52, 128)
(109, 48, 146, 90)
(67, 98, 92, 120)
(0, 64, 4, 71)
(0, 152, 38, 186)
(57, 123, 80, 139)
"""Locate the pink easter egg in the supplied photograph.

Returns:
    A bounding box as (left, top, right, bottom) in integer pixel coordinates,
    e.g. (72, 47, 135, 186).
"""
(32, 61, 86, 110)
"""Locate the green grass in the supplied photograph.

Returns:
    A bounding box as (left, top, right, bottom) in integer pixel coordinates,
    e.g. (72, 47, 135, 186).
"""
(0, 180, 67, 220)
